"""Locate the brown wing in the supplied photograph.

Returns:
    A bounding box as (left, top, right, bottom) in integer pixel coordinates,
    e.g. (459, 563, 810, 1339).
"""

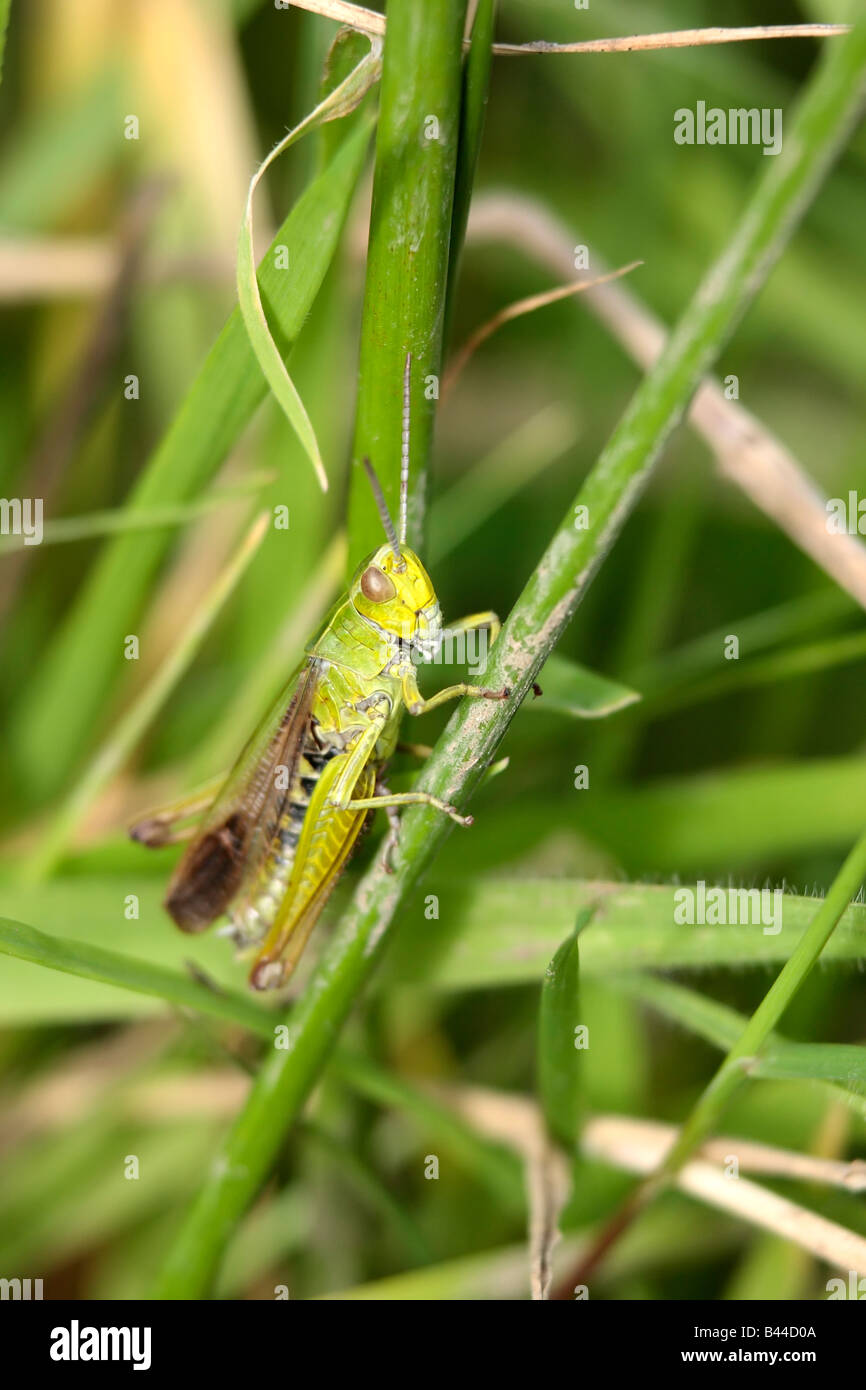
(164, 658, 322, 932)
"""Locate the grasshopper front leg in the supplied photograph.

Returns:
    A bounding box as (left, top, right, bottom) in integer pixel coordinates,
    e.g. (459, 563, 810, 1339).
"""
(447, 609, 501, 646)
(403, 609, 510, 714)
(439, 611, 542, 700)
(400, 665, 510, 718)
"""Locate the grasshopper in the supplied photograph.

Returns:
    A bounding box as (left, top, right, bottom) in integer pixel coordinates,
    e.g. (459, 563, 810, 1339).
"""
(131, 357, 508, 990)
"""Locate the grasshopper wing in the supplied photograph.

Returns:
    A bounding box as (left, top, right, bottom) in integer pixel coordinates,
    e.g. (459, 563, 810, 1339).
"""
(163, 658, 322, 932)
(248, 752, 376, 991)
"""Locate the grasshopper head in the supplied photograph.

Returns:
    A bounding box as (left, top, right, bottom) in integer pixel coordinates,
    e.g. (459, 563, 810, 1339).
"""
(354, 357, 444, 656)
(351, 543, 442, 657)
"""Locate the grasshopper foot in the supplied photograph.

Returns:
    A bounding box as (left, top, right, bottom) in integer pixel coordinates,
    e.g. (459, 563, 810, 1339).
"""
(378, 787, 402, 873)
(249, 958, 285, 992)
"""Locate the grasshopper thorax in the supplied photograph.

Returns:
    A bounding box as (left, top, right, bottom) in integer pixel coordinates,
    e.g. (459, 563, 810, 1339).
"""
(350, 543, 441, 657)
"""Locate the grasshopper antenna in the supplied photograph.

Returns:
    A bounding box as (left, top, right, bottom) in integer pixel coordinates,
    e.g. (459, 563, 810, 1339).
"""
(399, 351, 411, 545)
(362, 456, 404, 568)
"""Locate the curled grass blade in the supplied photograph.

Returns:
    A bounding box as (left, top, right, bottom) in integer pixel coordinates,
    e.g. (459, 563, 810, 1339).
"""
(237, 32, 382, 491)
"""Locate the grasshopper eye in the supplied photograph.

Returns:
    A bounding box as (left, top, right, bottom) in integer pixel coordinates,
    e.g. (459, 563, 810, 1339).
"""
(360, 566, 395, 603)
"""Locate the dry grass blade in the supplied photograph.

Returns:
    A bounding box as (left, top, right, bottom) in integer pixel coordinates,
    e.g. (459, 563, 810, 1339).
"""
(442, 262, 642, 397)
(432, 1084, 570, 1300)
(428, 1085, 866, 1279)
(585, 1116, 866, 1194)
(492, 26, 851, 56)
(583, 1115, 866, 1276)
(286, 4, 850, 55)
(432, 1094, 866, 1278)
(468, 193, 866, 611)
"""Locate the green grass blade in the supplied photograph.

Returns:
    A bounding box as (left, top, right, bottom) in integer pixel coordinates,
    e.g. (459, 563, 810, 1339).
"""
(615, 973, 866, 1094)
(0, 876, 258, 1024)
(574, 755, 866, 874)
(658, 821, 866, 1182)
(634, 588, 856, 698)
(22, 514, 268, 879)
(321, 1243, 546, 1301)
(0, 0, 10, 86)
(428, 403, 579, 561)
(538, 908, 591, 1148)
(645, 626, 866, 716)
(0, 916, 273, 1038)
(4, 874, 866, 1028)
(0, 474, 275, 553)
(300, 1122, 433, 1266)
(386, 878, 866, 989)
(237, 36, 381, 491)
(0, 66, 122, 231)
(332, 1049, 524, 1214)
(531, 653, 640, 720)
(317, 28, 377, 170)
(11, 118, 372, 802)
(348, 0, 468, 564)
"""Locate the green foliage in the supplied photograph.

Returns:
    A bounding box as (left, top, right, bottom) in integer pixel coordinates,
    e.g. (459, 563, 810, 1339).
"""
(2, 0, 866, 1304)
(348, 0, 467, 563)
(538, 910, 589, 1148)
(10, 117, 372, 800)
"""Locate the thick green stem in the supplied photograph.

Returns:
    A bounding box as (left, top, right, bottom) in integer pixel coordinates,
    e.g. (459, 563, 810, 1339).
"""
(154, 21, 866, 1299)
(348, 0, 467, 563)
(445, 0, 496, 339)
(0, 0, 10, 86)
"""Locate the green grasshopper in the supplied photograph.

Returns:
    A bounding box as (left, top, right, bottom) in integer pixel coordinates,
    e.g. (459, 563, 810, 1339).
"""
(131, 357, 508, 990)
